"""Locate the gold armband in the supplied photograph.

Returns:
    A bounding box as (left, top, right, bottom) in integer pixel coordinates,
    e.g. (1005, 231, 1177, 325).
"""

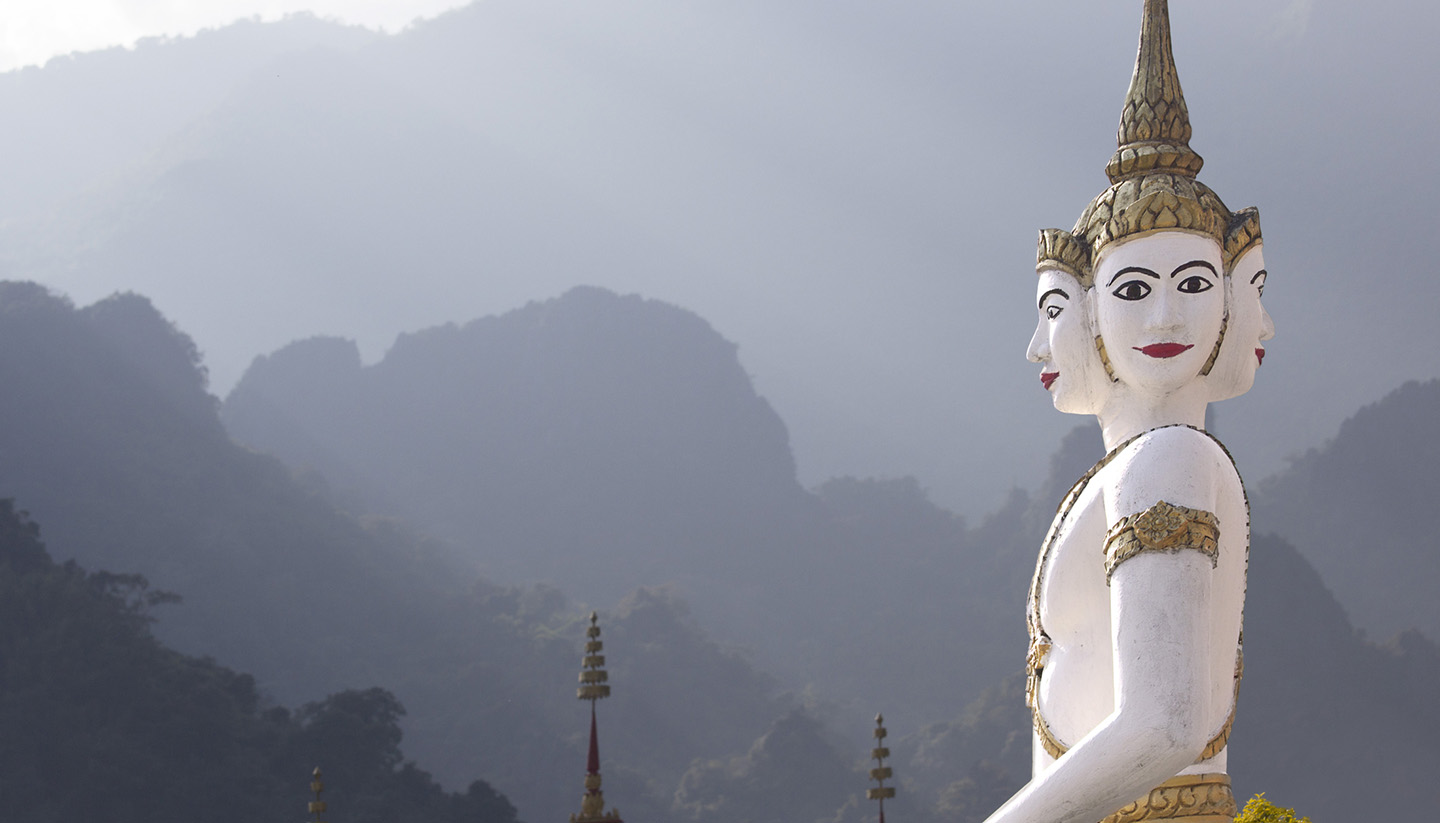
(1104, 500, 1219, 583)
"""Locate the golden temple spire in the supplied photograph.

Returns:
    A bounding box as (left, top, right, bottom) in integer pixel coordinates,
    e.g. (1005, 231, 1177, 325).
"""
(308, 767, 327, 823)
(1105, 0, 1204, 183)
(866, 714, 895, 823)
(571, 612, 622, 823)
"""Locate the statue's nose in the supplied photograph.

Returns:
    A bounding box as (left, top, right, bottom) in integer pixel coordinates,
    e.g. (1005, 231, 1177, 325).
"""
(1148, 289, 1184, 331)
(1026, 325, 1049, 363)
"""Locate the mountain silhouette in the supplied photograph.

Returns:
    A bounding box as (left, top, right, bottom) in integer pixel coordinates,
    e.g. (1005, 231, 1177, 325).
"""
(1252, 378, 1440, 641)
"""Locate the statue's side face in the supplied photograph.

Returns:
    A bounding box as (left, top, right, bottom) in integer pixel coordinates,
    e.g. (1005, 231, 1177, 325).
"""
(1208, 243, 1274, 401)
(1027, 267, 1107, 414)
(1093, 231, 1225, 395)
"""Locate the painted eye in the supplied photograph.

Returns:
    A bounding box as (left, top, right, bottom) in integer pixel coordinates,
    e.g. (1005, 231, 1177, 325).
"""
(1045, 305, 1063, 320)
(1111, 280, 1152, 301)
(1253, 272, 1267, 297)
(1177, 275, 1214, 294)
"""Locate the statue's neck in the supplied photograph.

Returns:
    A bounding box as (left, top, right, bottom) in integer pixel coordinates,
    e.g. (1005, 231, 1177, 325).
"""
(1097, 382, 1209, 451)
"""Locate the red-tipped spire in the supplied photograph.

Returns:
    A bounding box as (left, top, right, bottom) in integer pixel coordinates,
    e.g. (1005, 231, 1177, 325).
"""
(570, 613, 622, 823)
(587, 706, 602, 777)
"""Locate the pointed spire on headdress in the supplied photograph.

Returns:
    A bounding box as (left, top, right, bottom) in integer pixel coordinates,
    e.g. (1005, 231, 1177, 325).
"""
(571, 612, 623, 823)
(1105, 0, 1204, 183)
(866, 713, 895, 823)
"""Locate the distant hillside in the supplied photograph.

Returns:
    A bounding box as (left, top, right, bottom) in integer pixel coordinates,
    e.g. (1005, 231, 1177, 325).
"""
(1252, 378, 1440, 640)
(225, 286, 804, 594)
(0, 282, 796, 823)
(0, 15, 377, 223)
(223, 286, 1028, 731)
(0, 498, 518, 823)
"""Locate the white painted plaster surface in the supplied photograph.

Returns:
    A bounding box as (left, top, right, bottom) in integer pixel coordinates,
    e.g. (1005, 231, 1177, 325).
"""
(990, 230, 1253, 823)
(1208, 243, 1274, 402)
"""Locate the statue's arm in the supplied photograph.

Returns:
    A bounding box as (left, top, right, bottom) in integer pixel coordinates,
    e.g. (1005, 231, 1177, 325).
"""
(984, 432, 1223, 823)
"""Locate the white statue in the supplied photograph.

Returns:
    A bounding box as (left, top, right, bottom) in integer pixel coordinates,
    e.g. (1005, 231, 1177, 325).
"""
(992, 2, 1272, 821)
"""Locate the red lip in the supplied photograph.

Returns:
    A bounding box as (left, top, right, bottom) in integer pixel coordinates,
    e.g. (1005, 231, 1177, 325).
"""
(1040, 372, 1059, 390)
(1135, 343, 1194, 359)
(1256, 348, 1266, 366)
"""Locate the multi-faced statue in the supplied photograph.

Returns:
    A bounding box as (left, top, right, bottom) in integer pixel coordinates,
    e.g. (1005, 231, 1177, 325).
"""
(988, 2, 1268, 823)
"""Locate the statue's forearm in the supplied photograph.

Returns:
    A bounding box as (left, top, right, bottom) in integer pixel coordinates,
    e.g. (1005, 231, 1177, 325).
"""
(987, 550, 1215, 823)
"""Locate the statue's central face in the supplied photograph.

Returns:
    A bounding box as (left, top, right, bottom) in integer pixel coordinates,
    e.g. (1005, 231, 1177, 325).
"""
(1093, 231, 1225, 395)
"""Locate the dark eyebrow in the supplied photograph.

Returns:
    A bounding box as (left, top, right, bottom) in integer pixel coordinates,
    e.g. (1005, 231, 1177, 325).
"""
(1171, 259, 1218, 278)
(1038, 287, 1070, 309)
(1250, 268, 1268, 284)
(1105, 266, 1159, 287)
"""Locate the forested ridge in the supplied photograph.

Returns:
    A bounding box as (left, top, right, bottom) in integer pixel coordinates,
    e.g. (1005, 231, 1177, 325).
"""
(0, 498, 517, 823)
(1, 280, 1438, 820)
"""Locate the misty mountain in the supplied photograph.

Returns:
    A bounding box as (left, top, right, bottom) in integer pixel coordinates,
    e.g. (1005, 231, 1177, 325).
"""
(1252, 378, 1440, 642)
(4, 1, 1438, 518)
(0, 498, 518, 823)
(225, 285, 805, 592)
(0, 15, 378, 223)
(0, 282, 805, 823)
(225, 282, 1440, 818)
(223, 285, 1026, 732)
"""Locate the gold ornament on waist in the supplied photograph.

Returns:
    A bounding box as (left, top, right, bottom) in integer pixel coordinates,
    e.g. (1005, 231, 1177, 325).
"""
(1100, 772, 1238, 823)
(1104, 500, 1219, 582)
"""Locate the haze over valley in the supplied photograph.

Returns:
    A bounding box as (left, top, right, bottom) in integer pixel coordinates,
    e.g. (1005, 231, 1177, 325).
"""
(0, 3, 1436, 821)
(3, 0, 1437, 515)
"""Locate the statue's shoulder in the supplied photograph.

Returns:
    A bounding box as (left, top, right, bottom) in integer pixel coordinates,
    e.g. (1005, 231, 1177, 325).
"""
(1101, 426, 1241, 514)
(1113, 425, 1235, 473)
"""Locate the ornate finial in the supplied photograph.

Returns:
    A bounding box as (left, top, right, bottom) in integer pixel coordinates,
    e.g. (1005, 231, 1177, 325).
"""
(577, 612, 610, 703)
(308, 767, 327, 823)
(1070, 0, 1228, 257)
(866, 714, 895, 823)
(570, 613, 622, 823)
(1106, 0, 1203, 183)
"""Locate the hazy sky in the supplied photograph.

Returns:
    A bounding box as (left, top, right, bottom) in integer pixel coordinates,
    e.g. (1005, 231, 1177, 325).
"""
(0, 0, 1433, 518)
(0, 0, 464, 70)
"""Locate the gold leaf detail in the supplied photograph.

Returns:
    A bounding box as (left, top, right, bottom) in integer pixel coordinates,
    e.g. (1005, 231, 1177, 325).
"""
(1104, 500, 1220, 582)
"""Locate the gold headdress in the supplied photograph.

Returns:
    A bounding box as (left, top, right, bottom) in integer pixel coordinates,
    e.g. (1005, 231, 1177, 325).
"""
(1036, 228, 1093, 286)
(1073, 0, 1228, 261)
(1223, 207, 1262, 271)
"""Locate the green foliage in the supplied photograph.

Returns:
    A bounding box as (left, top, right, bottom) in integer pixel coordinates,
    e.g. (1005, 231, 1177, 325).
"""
(0, 499, 518, 823)
(1235, 793, 1310, 823)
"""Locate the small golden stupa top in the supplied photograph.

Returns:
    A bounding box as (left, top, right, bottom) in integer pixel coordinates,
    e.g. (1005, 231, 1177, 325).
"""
(570, 612, 622, 823)
(308, 767, 327, 823)
(1106, 0, 1203, 183)
(866, 713, 895, 822)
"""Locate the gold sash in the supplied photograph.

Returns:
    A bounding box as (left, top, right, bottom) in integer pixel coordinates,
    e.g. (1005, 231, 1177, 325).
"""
(1100, 773, 1237, 823)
